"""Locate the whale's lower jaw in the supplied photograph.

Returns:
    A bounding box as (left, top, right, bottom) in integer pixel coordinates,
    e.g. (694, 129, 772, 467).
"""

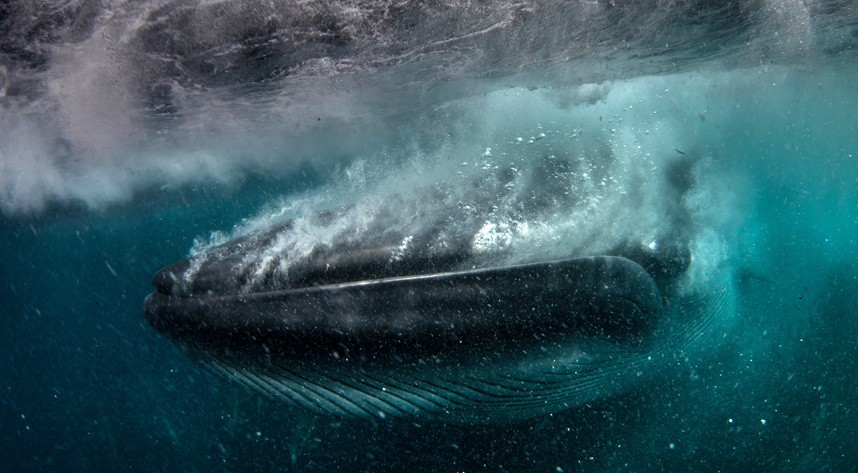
(197, 274, 739, 424)
(144, 255, 715, 421)
(199, 278, 738, 424)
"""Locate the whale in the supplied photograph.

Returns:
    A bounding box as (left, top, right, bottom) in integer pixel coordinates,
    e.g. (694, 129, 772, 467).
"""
(144, 147, 738, 422)
(146, 236, 673, 421)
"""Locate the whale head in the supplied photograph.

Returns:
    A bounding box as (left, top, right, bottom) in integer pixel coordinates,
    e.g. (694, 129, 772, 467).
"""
(144, 145, 737, 422)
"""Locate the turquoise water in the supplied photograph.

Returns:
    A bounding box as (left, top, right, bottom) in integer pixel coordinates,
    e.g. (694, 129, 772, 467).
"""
(2, 2, 858, 471)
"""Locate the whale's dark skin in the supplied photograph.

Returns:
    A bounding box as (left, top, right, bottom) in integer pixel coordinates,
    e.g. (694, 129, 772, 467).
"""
(142, 147, 736, 422)
(143, 213, 705, 422)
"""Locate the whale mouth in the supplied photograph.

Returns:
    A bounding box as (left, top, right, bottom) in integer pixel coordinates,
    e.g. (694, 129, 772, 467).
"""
(144, 217, 694, 351)
(143, 221, 694, 421)
(144, 222, 691, 354)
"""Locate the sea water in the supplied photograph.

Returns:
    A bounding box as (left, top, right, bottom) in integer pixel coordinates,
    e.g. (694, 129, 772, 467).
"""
(1, 1, 856, 471)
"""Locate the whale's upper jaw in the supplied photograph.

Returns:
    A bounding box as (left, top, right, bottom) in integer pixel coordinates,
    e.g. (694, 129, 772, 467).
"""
(151, 218, 690, 302)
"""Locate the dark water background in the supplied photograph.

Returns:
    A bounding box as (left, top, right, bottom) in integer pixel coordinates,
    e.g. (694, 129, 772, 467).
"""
(2, 1, 858, 471)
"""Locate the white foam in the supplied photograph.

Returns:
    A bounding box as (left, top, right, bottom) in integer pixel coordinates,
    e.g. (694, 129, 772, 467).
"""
(2, 66, 769, 220)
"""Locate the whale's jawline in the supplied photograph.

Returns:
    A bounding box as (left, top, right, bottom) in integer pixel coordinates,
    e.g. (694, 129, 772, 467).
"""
(145, 255, 663, 357)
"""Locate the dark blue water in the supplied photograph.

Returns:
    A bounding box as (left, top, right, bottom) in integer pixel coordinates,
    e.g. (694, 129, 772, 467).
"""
(2, 1, 857, 471)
